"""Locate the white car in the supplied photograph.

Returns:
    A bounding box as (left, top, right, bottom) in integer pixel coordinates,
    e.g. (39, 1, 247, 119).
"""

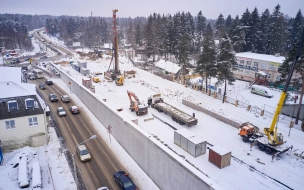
(76, 145, 91, 162)
(57, 107, 66, 117)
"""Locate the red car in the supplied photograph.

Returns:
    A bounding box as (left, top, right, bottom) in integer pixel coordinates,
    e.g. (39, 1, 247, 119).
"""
(69, 106, 80, 114)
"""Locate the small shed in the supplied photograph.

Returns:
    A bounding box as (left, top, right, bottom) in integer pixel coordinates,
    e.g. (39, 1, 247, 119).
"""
(208, 146, 231, 169)
(80, 68, 90, 76)
(82, 77, 92, 88)
(174, 128, 207, 157)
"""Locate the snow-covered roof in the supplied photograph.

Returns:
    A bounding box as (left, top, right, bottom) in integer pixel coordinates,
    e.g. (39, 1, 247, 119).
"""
(155, 59, 181, 74)
(210, 145, 231, 156)
(0, 82, 36, 99)
(0, 67, 21, 83)
(257, 71, 267, 76)
(236, 52, 285, 63)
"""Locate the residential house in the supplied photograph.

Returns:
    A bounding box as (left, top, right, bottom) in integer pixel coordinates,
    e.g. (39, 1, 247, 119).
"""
(0, 81, 47, 151)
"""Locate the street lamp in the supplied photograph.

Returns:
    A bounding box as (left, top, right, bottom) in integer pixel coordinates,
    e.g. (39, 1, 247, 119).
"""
(72, 135, 96, 188)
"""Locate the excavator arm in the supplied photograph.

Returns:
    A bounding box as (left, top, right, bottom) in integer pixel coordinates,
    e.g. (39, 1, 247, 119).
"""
(264, 29, 304, 146)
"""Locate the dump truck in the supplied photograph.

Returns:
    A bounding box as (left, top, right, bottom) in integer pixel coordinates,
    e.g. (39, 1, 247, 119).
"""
(153, 101, 198, 127)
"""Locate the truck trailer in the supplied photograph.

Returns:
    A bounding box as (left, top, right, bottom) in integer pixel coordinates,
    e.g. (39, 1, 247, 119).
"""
(153, 101, 198, 127)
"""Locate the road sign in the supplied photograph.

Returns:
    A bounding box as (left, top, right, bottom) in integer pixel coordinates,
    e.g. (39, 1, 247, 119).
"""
(107, 125, 112, 133)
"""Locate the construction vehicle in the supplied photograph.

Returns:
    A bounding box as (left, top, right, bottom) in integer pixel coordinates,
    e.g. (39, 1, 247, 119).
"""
(239, 29, 304, 156)
(127, 90, 148, 116)
(115, 75, 124, 86)
(153, 101, 198, 127)
(93, 76, 100, 83)
(147, 94, 164, 107)
(104, 9, 124, 86)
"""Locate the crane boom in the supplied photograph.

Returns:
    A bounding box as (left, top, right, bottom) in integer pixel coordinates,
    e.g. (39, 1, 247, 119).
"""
(264, 28, 304, 145)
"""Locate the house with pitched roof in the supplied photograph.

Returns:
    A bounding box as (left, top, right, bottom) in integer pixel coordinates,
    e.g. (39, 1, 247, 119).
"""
(0, 81, 47, 150)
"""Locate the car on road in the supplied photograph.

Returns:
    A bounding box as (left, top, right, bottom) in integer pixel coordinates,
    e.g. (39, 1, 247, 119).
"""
(57, 107, 66, 117)
(69, 106, 80, 114)
(113, 171, 137, 190)
(39, 84, 46, 90)
(61, 95, 70, 103)
(40, 55, 47, 59)
(45, 79, 53, 85)
(76, 145, 91, 162)
(49, 94, 58, 102)
(28, 74, 36, 80)
(97, 187, 109, 190)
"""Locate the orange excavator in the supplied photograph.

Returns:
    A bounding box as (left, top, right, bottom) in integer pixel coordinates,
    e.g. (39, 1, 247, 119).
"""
(127, 90, 148, 116)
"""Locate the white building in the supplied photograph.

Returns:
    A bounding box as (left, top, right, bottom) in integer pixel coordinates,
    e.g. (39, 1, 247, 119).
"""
(0, 81, 48, 150)
(234, 52, 285, 83)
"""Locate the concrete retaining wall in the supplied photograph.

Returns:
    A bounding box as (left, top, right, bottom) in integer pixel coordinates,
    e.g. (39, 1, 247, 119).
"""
(281, 104, 304, 120)
(58, 68, 216, 190)
(182, 99, 240, 128)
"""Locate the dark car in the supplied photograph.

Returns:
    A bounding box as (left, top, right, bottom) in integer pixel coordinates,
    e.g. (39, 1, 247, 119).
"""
(113, 171, 137, 190)
(69, 106, 80, 114)
(40, 55, 47, 59)
(39, 84, 46, 90)
(49, 94, 58, 102)
(45, 79, 53, 85)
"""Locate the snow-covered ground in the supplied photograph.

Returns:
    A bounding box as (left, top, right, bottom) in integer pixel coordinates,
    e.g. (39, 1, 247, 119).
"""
(0, 127, 76, 190)
(50, 55, 304, 190)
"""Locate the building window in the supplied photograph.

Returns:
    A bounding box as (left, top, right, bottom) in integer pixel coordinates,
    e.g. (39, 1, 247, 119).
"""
(5, 120, 16, 130)
(7, 100, 18, 112)
(245, 70, 250, 74)
(240, 60, 244, 65)
(254, 62, 258, 67)
(246, 61, 251, 66)
(261, 63, 266, 69)
(269, 65, 275, 70)
(25, 98, 35, 109)
(239, 69, 243, 73)
(276, 75, 281, 81)
(28, 117, 38, 126)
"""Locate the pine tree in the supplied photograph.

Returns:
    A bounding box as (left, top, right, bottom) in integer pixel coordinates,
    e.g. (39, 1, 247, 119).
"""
(268, 4, 287, 54)
(240, 8, 252, 51)
(215, 13, 225, 39)
(196, 23, 217, 93)
(230, 15, 246, 52)
(290, 10, 304, 46)
(277, 29, 304, 123)
(225, 15, 233, 38)
(250, 7, 263, 52)
(196, 11, 207, 52)
(260, 9, 271, 54)
(217, 33, 237, 103)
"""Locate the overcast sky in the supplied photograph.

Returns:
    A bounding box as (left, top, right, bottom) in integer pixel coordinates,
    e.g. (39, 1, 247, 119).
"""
(0, 0, 303, 19)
